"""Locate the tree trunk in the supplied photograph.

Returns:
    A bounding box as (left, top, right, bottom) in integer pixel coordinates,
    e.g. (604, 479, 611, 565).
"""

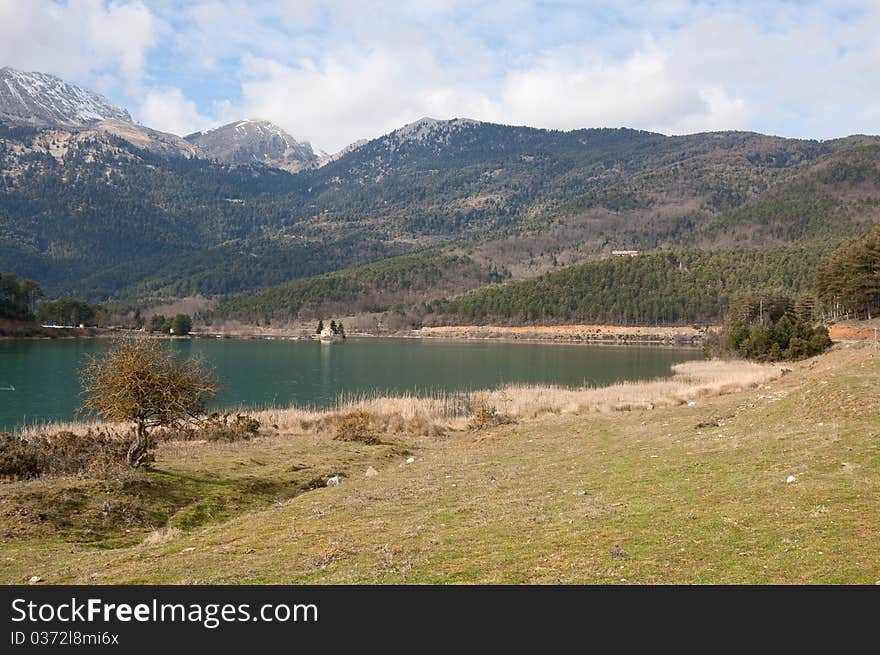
(127, 420, 149, 469)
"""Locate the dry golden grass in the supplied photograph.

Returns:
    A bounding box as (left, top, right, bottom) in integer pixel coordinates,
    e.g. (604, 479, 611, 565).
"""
(141, 526, 182, 546)
(250, 358, 781, 432)
(13, 418, 128, 441)
(481, 359, 784, 418)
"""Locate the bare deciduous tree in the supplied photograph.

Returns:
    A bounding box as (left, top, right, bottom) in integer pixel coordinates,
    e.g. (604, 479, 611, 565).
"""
(79, 338, 218, 468)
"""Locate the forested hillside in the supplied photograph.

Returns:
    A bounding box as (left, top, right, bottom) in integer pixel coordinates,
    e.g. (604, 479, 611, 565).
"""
(2, 110, 880, 316)
(703, 143, 880, 244)
(424, 243, 836, 326)
(209, 251, 506, 324)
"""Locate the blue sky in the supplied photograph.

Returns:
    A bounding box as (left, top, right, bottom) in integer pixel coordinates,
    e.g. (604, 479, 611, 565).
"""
(1, 0, 878, 151)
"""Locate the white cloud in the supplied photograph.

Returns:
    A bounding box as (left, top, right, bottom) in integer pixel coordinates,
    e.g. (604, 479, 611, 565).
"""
(1, 1, 879, 150)
(497, 40, 752, 134)
(138, 87, 213, 136)
(218, 3, 880, 151)
(0, 0, 156, 90)
(88, 1, 156, 80)
(237, 50, 500, 152)
(230, 31, 755, 151)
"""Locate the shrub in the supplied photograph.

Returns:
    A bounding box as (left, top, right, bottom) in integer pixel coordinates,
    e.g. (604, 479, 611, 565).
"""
(809, 326, 833, 354)
(713, 317, 832, 361)
(334, 409, 381, 444)
(184, 413, 261, 442)
(171, 314, 192, 335)
(36, 429, 131, 477)
(468, 394, 513, 430)
(710, 290, 834, 362)
(200, 413, 259, 441)
(0, 434, 41, 480)
(149, 314, 169, 332)
(0, 429, 131, 480)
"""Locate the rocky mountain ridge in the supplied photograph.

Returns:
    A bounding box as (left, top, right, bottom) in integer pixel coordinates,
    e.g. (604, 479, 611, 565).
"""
(185, 119, 319, 172)
(0, 67, 132, 128)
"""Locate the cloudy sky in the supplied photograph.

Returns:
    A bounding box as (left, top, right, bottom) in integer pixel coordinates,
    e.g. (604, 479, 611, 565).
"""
(1, 0, 878, 152)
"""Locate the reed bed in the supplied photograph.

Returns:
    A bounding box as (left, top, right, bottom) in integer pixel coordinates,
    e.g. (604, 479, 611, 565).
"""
(479, 360, 783, 418)
(251, 358, 783, 434)
(13, 418, 122, 441)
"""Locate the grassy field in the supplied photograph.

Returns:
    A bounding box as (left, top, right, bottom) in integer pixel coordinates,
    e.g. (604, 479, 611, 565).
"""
(1, 342, 878, 584)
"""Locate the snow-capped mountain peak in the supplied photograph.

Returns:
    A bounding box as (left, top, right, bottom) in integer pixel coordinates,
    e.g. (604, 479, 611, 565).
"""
(185, 119, 319, 172)
(0, 67, 132, 128)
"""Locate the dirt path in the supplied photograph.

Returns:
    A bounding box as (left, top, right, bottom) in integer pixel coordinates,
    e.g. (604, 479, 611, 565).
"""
(829, 322, 880, 341)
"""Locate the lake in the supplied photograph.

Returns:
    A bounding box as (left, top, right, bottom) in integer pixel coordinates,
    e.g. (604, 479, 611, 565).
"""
(0, 337, 702, 431)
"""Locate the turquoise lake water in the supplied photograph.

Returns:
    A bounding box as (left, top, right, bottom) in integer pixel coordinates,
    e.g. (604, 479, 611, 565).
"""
(0, 337, 701, 430)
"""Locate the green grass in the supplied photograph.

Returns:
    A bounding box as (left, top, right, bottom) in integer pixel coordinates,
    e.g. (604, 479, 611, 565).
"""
(1, 343, 878, 584)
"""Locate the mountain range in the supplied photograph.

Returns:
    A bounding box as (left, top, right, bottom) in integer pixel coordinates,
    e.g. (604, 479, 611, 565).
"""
(1, 66, 879, 325)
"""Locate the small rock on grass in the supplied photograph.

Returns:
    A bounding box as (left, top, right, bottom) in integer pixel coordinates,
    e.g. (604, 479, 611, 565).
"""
(28, 575, 42, 585)
(610, 545, 630, 560)
(326, 475, 341, 487)
(405, 457, 415, 464)
(786, 475, 797, 484)
(365, 466, 378, 477)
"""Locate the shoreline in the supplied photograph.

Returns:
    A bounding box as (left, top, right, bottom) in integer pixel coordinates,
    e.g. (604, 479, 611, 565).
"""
(190, 322, 714, 346)
(4, 319, 874, 346)
(412, 324, 710, 346)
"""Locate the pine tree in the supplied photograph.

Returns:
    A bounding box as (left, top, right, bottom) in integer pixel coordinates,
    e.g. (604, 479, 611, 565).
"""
(793, 293, 815, 322)
(816, 227, 880, 319)
(316, 320, 324, 334)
